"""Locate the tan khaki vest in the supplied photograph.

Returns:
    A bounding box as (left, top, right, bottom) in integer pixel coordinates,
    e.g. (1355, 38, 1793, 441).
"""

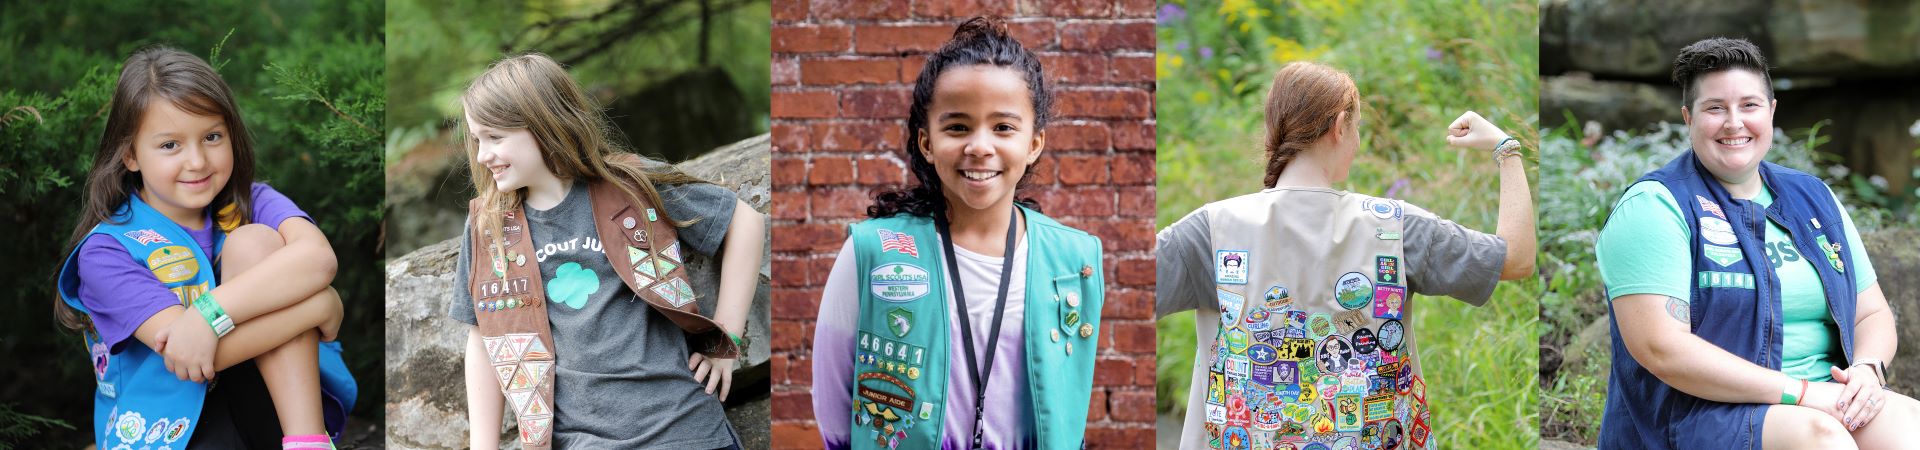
(467, 172, 740, 448)
(1181, 187, 1427, 450)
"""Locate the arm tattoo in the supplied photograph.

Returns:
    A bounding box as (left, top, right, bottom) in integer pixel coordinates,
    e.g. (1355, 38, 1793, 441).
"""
(1664, 296, 1690, 324)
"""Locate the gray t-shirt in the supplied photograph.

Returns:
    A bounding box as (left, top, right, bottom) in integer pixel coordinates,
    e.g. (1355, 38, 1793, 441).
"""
(1154, 200, 1506, 317)
(449, 180, 738, 449)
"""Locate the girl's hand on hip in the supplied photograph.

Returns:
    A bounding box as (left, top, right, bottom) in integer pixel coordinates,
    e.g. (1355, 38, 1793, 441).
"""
(689, 353, 735, 402)
(1830, 365, 1886, 430)
(162, 312, 218, 383)
(1445, 111, 1511, 151)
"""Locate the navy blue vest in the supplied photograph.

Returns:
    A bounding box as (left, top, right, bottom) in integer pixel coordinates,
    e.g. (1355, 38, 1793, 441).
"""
(1598, 151, 1859, 449)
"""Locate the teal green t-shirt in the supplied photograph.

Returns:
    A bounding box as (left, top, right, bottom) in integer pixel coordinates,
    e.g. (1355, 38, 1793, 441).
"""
(1596, 181, 1876, 382)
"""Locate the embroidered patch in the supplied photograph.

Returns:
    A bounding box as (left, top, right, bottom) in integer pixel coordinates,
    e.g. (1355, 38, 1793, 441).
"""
(886, 307, 912, 337)
(1375, 256, 1401, 285)
(1351, 328, 1379, 355)
(1317, 335, 1355, 374)
(521, 361, 553, 388)
(1696, 195, 1726, 220)
(1698, 271, 1756, 289)
(147, 247, 200, 285)
(1247, 342, 1279, 366)
(143, 419, 166, 443)
(1332, 309, 1370, 336)
(1307, 313, 1336, 340)
(483, 336, 505, 361)
(1378, 320, 1405, 352)
(519, 414, 552, 445)
(1276, 338, 1314, 361)
(1372, 285, 1407, 319)
(877, 228, 919, 257)
(1217, 288, 1246, 327)
(1335, 272, 1374, 310)
(1376, 229, 1402, 240)
(1384, 420, 1409, 449)
(115, 411, 144, 443)
(1244, 307, 1274, 332)
(1333, 394, 1364, 431)
(650, 277, 697, 307)
(124, 229, 171, 245)
(494, 364, 517, 387)
(163, 418, 188, 443)
(1703, 243, 1743, 267)
(504, 334, 534, 362)
(1362, 198, 1402, 220)
(1263, 285, 1292, 310)
(869, 263, 932, 302)
(661, 241, 683, 264)
(1216, 250, 1250, 284)
(524, 338, 551, 360)
(1699, 216, 1738, 245)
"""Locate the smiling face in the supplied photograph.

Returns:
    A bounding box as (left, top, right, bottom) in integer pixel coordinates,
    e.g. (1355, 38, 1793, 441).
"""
(121, 97, 233, 226)
(466, 111, 558, 194)
(1683, 68, 1775, 185)
(919, 65, 1046, 216)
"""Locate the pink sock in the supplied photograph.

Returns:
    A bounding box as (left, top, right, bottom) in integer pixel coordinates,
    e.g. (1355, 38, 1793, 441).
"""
(282, 434, 334, 449)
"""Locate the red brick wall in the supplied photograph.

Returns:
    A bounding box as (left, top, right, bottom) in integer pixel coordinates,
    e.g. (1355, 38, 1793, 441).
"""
(769, 0, 1157, 448)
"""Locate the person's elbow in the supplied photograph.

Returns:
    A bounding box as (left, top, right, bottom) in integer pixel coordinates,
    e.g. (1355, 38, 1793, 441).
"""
(1497, 253, 1536, 281)
(1621, 330, 1691, 381)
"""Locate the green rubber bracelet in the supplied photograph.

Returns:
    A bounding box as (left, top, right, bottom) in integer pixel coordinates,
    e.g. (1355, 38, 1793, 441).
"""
(729, 331, 750, 351)
(194, 291, 235, 338)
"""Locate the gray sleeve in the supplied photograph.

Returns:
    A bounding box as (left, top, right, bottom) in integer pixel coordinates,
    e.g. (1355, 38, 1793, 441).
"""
(1401, 206, 1507, 306)
(447, 221, 478, 326)
(1155, 209, 1215, 318)
(658, 182, 739, 257)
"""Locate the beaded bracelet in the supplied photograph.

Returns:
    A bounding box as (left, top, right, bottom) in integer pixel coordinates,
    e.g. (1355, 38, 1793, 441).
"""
(1492, 137, 1522, 165)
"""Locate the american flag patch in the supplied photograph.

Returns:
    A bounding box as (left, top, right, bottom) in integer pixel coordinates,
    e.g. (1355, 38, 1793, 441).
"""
(878, 229, 918, 257)
(1696, 195, 1726, 220)
(124, 229, 170, 245)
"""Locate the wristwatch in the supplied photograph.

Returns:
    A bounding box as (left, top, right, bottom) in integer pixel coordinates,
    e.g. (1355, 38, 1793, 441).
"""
(1854, 358, 1889, 385)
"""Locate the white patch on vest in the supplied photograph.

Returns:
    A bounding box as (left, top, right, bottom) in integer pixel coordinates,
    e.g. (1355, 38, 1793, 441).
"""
(1699, 216, 1738, 246)
(1215, 250, 1250, 285)
(1703, 243, 1744, 267)
(1362, 198, 1402, 220)
(869, 263, 931, 302)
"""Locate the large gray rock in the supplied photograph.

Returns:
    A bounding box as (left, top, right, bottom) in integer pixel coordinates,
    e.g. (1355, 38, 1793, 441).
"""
(1861, 228, 1918, 394)
(1543, 0, 1920, 78)
(385, 134, 771, 449)
(1540, 74, 1682, 130)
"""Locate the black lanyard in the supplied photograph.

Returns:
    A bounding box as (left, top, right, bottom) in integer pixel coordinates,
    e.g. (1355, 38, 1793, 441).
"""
(936, 209, 1018, 450)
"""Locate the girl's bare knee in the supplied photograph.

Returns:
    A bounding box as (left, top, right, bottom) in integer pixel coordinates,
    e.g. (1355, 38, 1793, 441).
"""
(220, 223, 284, 272)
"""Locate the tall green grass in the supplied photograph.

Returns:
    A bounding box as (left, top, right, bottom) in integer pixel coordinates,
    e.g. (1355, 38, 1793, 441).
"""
(1155, 0, 1539, 447)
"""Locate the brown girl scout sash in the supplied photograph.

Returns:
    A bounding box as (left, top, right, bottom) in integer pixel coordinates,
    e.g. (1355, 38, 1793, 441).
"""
(468, 169, 741, 449)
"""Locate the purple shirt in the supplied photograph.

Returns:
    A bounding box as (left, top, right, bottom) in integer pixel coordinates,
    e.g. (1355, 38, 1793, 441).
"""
(76, 182, 309, 352)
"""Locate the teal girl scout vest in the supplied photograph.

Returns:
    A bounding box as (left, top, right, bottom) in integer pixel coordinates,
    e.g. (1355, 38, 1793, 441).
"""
(845, 206, 1103, 450)
(56, 194, 357, 450)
